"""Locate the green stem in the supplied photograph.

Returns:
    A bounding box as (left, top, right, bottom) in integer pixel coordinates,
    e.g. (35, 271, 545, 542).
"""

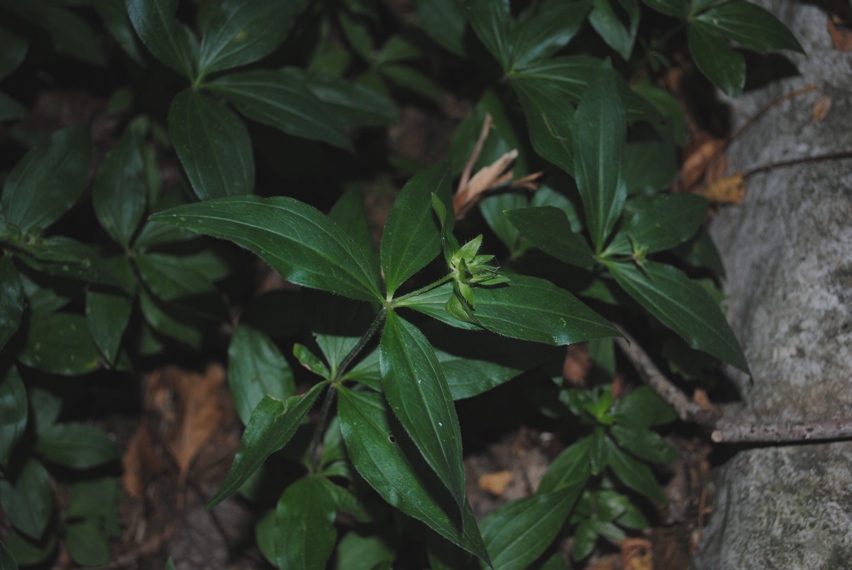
(337, 307, 387, 377)
(309, 384, 336, 472)
(391, 273, 453, 307)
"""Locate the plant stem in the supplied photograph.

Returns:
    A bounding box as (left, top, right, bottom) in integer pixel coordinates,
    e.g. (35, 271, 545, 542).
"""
(337, 307, 387, 377)
(391, 274, 453, 306)
(309, 384, 336, 472)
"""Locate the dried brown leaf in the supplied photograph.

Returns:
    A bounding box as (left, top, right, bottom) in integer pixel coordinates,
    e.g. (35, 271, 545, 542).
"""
(477, 470, 513, 496)
(695, 172, 746, 205)
(828, 17, 852, 51)
(812, 96, 833, 122)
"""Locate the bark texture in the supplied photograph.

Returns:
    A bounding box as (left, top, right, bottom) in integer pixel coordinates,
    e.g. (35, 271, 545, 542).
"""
(695, 5, 852, 569)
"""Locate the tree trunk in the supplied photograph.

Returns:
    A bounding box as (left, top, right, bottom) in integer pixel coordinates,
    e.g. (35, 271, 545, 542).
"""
(695, 4, 852, 569)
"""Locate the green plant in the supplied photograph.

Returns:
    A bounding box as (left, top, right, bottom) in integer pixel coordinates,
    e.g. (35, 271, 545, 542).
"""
(0, 0, 802, 567)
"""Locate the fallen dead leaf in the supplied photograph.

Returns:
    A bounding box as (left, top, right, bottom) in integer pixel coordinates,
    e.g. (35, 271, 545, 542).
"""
(478, 470, 513, 496)
(122, 427, 168, 500)
(564, 343, 591, 387)
(694, 172, 746, 205)
(828, 16, 852, 51)
(621, 538, 654, 570)
(678, 133, 726, 193)
(812, 96, 832, 123)
(587, 554, 620, 570)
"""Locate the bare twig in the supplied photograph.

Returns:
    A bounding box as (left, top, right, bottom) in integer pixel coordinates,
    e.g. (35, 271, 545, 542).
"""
(614, 329, 720, 427)
(711, 419, 852, 443)
(742, 150, 852, 180)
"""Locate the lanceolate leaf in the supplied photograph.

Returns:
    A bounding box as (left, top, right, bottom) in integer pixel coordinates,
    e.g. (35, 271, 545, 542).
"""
(198, 0, 311, 76)
(688, 22, 745, 98)
(695, 1, 804, 53)
(0, 364, 27, 468)
(228, 324, 296, 425)
(286, 69, 399, 128)
(506, 207, 595, 268)
(512, 75, 576, 175)
(19, 237, 126, 290)
(329, 187, 380, 279)
(337, 387, 489, 564)
(0, 258, 24, 352)
(477, 486, 583, 570)
(150, 196, 383, 303)
(1, 123, 90, 234)
(381, 163, 448, 297)
(641, 0, 687, 17)
(611, 425, 678, 463)
(608, 260, 749, 372)
(136, 252, 227, 320)
(0, 459, 53, 540)
(35, 423, 120, 469)
(207, 71, 352, 151)
(208, 382, 326, 508)
(607, 194, 708, 255)
(537, 437, 592, 494)
(589, 0, 640, 60)
(274, 476, 337, 570)
(18, 313, 102, 376)
(127, 0, 197, 79)
(380, 311, 466, 512)
(86, 289, 133, 367)
(0, 25, 28, 80)
(573, 62, 626, 253)
(93, 130, 147, 249)
(169, 89, 255, 201)
(462, 0, 512, 69)
(510, 0, 591, 68)
(416, 0, 467, 56)
(606, 439, 666, 502)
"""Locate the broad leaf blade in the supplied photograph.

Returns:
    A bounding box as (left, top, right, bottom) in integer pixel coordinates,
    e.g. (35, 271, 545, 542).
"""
(608, 260, 749, 372)
(0, 258, 24, 352)
(696, 1, 803, 53)
(462, 0, 512, 69)
(199, 0, 311, 76)
(86, 289, 133, 366)
(208, 382, 326, 507)
(0, 459, 53, 540)
(688, 22, 745, 98)
(609, 194, 707, 255)
(150, 195, 383, 303)
(477, 486, 582, 570)
(573, 62, 626, 253)
(537, 437, 592, 494)
(228, 324, 296, 425)
(506, 206, 595, 268)
(208, 71, 352, 151)
(611, 425, 678, 463)
(1, 124, 90, 234)
(641, 0, 687, 17)
(512, 77, 576, 175)
(329, 187, 380, 280)
(381, 163, 449, 297)
(274, 476, 337, 570)
(0, 364, 27, 468)
(380, 311, 466, 512)
(169, 89, 255, 201)
(35, 423, 120, 469)
(606, 439, 666, 502)
(93, 130, 147, 249)
(19, 237, 126, 289)
(127, 0, 197, 79)
(136, 252, 227, 321)
(286, 69, 399, 128)
(589, 0, 640, 60)
(337, 387, 490, 564)
(18, 313, 102, 376)
(416, 0, 467, 56)
(510, 0, 591, 68)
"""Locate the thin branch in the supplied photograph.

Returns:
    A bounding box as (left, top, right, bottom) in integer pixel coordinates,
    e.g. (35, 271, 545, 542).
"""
(614, 329, 720, 427)
(712, 419, 852, 443)
(742, 150, 852, 180)
(726, 85, 817, 146)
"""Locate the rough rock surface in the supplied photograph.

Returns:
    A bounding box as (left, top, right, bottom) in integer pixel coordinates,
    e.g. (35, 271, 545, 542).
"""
(695, 4, 852, 569)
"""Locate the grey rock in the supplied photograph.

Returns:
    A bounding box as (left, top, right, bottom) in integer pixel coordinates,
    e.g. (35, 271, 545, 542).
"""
(694, 4, 852, 569)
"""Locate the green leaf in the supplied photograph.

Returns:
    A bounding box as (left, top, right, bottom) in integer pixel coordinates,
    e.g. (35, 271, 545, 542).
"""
(609, 386, 675, 428)
(381, 64, 445, 104)
(93, 130, 147, 249)
(0, 258, 24, 352)
(380, 311, 466, 512)
(18, 237, 125, 290)
(136, 253, 227, 320)
(90, 0, 146, 65)
(572, 520, 597, 560)
(337, 387, 489, 564)
(462, 0, 511, 69)
(228, 324, 296, 425)
(329, 187, 380, 279)
(274, 476, 337, 570)
(477, 486, 582, 570)
(1, 124, 90, 234)
(168, 89, 254, 201)
(150, 196, 383, 303)
(0, 365, 27, 468)
(506, 207, 595, 268)
(621, 138, 677, 196)
(588, 428, 610, 473)
(381, 163, 448, 297)
(36, 423, 120, 469)
(165, 557, 175, 570)
(286, 69, 399, 128)
(510, 0, 591, 68)
(641, 0, 687, 17)
(207, 382, 326, 508)
(66, 522, 110, 567)
(0, 25, 28, 81)
(127, 0, 197, 79)
(679, 227, 725, 277)
(606, 440, 666, 502)
(538, 437, 592, 494)
(696, 1, 803, 53)
(18, 313, 102, 375)
(589, 0, 640, 60)
(303, 290, 377, 376)
(0, 458, 53, 540)
(608, 260, 749, 372)
(512, 78, 575, 175)
(0, 543, 19, 570)
(416, 0, 466, 56)
(86, 289, 133, 366)
(67, 479, 120, 534)
(0, 92, 26, 122)
(608, 194, 707, 255)
(3, 528, 56, 566)
(207, 70, 352, 151)
(479, 193, 527, 255)
(436, 347, 523, 401)
(334, 529, 397, 570)
(28, 387, 61, 435)
(611, 425, 678, 463)
(138, 290, 203, 349)
(687, 22, 745, 98)
(573, 61, 626, 253)
(198, 0, 311, 76)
